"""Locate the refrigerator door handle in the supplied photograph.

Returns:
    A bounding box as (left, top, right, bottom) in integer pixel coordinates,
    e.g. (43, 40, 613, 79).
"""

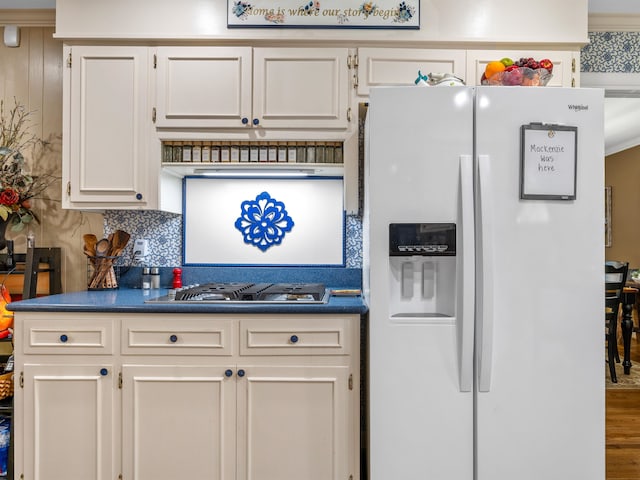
(459, 155, 475, 392)
(477, 154, 494, 392)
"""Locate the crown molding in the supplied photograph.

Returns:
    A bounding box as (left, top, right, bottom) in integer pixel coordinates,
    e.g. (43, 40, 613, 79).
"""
(589, 13, 640, 32)
(0, 9, 55, 27)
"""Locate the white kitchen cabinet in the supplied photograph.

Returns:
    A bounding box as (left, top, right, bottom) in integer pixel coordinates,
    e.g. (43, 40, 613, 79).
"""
(63, 45, 154, 209)
(121, 365, 236, 480)
(237, 365, 351, 480)
(356, 48, 467, 96)
(13, 312, 360, 480)
(466, 50, 577, 87)
(155, 47, 350, 129)
(21, 363, 116, 480)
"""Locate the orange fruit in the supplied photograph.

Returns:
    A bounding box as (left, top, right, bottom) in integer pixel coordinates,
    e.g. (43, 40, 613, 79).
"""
(485, 61, 506, 79)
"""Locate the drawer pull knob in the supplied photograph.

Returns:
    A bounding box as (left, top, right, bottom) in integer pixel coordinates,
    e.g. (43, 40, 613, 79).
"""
(290, 335, 299, 344)
(60, 334, 68, 343)
(241, 117, 249, 125)
(225, 369, 233, 377)
(169, 334, 178, 343)
(237, 369, 245, 377)
(100, 368, 108, 376)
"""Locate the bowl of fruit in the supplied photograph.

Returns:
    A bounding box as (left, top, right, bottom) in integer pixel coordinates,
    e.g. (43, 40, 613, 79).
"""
(481, 57, 553, 86)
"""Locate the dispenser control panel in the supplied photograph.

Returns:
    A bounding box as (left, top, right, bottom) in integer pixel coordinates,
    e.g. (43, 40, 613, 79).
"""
(389, 223, 456, 256)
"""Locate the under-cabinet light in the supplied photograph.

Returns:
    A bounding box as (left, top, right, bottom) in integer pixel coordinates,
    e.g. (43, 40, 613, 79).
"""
(193, 168, 317, 177)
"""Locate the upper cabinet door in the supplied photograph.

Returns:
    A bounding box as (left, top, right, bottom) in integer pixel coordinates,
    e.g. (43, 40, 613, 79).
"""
(357, 48, 467, 96)
(252, 48, 349, 129)
(155, 46, 252, 128)
(466, 50, 576, 87)
(65, 45, 150, 206)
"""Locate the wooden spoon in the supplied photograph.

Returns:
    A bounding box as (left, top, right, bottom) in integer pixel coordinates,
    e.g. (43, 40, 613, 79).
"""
(83, 234, 97, 257)
(90, 238, 111, 289)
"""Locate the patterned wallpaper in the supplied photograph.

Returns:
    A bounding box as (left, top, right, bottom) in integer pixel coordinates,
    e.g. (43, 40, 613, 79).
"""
(104, 210, 363, 268)
(581, 32, 640, 72)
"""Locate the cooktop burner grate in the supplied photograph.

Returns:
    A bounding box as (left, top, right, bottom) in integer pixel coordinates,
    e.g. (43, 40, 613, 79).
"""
(154, 282, 328, 304)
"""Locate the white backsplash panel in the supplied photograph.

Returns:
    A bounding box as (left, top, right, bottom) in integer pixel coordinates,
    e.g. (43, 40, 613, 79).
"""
(183, 177, 345, 266)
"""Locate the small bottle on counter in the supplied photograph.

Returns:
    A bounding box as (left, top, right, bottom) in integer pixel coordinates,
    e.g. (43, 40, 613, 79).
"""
(230, 143, 240, 162)
(5, 240, 14, 269)
(141, 267, 151, 290)
(150, 267, 160, 289)
(268, 142, 278, 162)
(172, 267, 183, 289)
(27, 232, 35, 249)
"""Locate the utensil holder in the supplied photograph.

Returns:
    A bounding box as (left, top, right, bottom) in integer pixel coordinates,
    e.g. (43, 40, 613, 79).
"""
(87, 256, 120, 290)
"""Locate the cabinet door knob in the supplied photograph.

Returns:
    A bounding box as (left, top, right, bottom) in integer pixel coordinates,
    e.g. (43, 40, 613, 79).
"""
(225, 369, 233, 377)
(60, 334, 68, 343)
(252, 118, 259, 126)
(241, 117, 249, 125)
(237, 369, 245, 377)
(136, 193, 143, 200)
(169, 334, 178, 343)
(290, 335, 299, 344)
(100, 368, 108, 376)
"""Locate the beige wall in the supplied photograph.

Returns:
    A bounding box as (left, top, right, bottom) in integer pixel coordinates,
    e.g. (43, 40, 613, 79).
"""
(0, 26, 103, 293)
(605, 145, 640, 268)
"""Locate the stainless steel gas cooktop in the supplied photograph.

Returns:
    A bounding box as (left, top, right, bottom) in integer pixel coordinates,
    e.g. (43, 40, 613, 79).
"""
(146, 282, 328, 304)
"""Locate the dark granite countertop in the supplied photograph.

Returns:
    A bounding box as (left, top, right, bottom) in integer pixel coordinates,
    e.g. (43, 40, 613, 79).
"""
(7, 267, 368, 315)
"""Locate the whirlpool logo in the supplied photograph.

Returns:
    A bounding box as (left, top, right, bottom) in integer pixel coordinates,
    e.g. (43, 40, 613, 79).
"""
(568, 104, 589, 111)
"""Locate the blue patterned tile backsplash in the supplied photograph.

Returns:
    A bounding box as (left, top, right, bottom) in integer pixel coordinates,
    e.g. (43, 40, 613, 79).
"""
(581, 32, 640, 72)
(104, 210, 363, 268)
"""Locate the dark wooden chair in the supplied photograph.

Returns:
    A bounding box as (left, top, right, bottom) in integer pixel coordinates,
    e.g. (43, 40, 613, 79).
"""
(606, 261, 629, 383)
(21, 247, 62, 300)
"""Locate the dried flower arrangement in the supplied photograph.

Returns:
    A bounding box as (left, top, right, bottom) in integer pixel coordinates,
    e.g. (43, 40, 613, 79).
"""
(0, 98, 56, 232)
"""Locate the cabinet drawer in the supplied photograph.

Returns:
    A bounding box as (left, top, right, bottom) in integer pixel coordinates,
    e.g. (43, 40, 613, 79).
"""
(122, 317, 234, 356)
(240, 316, 352, 356)
(23, 318, 115, 355)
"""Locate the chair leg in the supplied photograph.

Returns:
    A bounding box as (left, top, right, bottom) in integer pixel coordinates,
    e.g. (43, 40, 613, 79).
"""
(608, 334, 618, 383)
(613, 322, 621, 363)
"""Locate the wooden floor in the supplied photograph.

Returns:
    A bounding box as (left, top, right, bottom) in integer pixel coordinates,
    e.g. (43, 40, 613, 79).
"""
(607, 338, 640, 480)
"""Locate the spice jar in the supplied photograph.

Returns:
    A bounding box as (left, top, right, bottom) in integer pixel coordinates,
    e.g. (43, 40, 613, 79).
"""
(192, 142, 202, 162)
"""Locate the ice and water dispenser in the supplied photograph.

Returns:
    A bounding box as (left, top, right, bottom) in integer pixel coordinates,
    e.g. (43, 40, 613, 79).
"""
(388, 223, 456, 319)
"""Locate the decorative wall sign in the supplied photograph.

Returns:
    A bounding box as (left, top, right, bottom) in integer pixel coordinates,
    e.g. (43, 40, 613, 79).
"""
(234, 191, 295, 251)
(227, 0, 420, 29)
(520, 123, 578, 200)
(183, 176, 345, 266)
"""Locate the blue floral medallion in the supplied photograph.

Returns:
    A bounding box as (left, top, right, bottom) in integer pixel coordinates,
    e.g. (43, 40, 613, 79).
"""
(234, 191, 294, 252)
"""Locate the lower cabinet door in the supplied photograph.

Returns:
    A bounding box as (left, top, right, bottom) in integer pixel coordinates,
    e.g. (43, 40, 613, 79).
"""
(121, 365, 235, 480)
(22, 363, 115, 480)
(236, 365, 351, 480)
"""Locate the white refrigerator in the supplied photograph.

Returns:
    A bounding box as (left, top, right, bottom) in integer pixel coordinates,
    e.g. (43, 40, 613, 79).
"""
(363, 86, 604, 480)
